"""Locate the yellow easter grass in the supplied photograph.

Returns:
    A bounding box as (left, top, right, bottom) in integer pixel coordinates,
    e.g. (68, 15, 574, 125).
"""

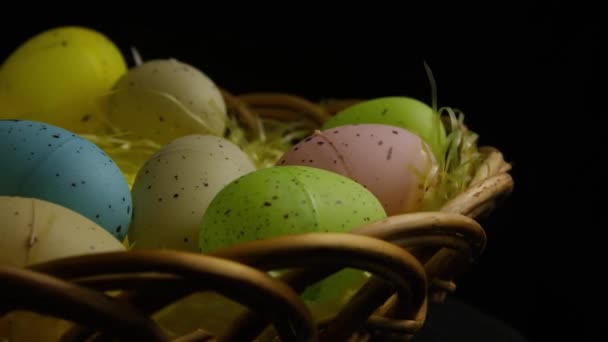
(80, 63, 481, 214)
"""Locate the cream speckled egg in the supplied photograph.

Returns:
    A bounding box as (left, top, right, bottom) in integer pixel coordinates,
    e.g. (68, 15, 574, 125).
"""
(129, 135, 256, 252)
(105, 59, 227, 143)
(0, 196, 125, 268)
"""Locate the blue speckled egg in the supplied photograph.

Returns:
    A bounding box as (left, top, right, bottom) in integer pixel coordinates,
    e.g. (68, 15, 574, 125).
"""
(0, 120, 132, 240)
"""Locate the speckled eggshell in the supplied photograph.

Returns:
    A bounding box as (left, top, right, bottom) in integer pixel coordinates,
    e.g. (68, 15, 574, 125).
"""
(200, 165, 386, 251)
(277, 124, 438, 215)
(0, 196, 125, 268)
(0, 195, 125, 342)
(321, 96, 447, 162)
(111, 59, 227, 139)
(199, 165, 386, 303)
(0, 120, 132, 240)
(129, 135, 256, 252)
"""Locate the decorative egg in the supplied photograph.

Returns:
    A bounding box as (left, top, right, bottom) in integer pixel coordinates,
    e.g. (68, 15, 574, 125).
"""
(102, 59, 227, 144)
(0, 26, 127, 133)
(278, 124, 438, 215)
(0, 120, 132, 240)
(0, 195, 125, 342)
(128, 135, 256, 252)
(199, 165, 387, 303)
(0, 196, 125, 267)
(321, 96, 447, 162)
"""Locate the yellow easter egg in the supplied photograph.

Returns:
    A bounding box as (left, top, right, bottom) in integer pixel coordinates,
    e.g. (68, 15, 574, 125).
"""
(0, 26, 127, 133)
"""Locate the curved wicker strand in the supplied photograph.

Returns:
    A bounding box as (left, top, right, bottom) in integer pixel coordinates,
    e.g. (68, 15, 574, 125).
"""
(367, 314, 425, 333)
(226, 272, 410, 342)
(237, 93, 331, 124)
(353, 211, 486, 307)
(59, 280, 195, 342)
(416, 210, 499, 302)
(209, 233, 427, 307)
(221, 89, 260, 135)
(318, 277, 424, 341)
(0, 266, 168, 342)
(471, 147, 512, 185)
(353, 212, 486, 258)
(218, 216, 482, 341)
(172, 329, 215, 342)
(440, 173, 514, 218)
(200, 233, 426, 340)
(28, 251, 317, 342)
(351, 292, 428, 341)
(87, 327, 216, 342)
(419, 162, 513, 302)
(56, 277, 195, 342)
(209, 234, 427, 341)
(204, 268, 335, 342)
(44, 199, 492, 341)
(62, 226, 441, 342)
(422, 250, 471, 304)
(72, 273, 186, 292)
(349, 213, 487, 318)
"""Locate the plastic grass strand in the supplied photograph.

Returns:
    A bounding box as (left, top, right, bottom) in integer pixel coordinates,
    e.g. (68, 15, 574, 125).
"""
(131, 47, 143, 66)
(423, 62, 438, 113)
(421, 104, 483, 210)
(80, 132, 161, 188)
(423, 61, 447, 165)
(224, 115, 312, 169)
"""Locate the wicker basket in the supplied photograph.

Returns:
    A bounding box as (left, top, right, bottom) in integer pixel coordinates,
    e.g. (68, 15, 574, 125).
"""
(0, 92, 514, 342)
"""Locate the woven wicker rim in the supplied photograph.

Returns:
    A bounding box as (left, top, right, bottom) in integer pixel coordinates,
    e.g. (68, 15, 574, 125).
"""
(0, 92, 514, 342)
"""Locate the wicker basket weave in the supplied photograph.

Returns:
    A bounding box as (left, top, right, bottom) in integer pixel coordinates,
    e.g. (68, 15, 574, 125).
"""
(0, 92, 514, 342)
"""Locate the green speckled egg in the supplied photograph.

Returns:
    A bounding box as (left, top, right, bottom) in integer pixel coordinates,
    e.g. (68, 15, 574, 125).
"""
(322, 96, 447, 162)
(199, 165, 386, 304)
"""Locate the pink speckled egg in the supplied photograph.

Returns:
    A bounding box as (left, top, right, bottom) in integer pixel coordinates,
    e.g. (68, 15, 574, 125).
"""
(277, 124, 438, 215)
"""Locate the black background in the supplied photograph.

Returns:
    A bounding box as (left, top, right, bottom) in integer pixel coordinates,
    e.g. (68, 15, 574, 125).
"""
(1, 4, 599, 341)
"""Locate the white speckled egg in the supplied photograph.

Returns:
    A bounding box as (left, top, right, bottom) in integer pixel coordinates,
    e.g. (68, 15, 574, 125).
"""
(277, 124, 438, 215)
(129, 134, 256, 252)
(106, 58, 227, 143)
(0, 120, 132, 240)
(0, 196, 125, 267)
